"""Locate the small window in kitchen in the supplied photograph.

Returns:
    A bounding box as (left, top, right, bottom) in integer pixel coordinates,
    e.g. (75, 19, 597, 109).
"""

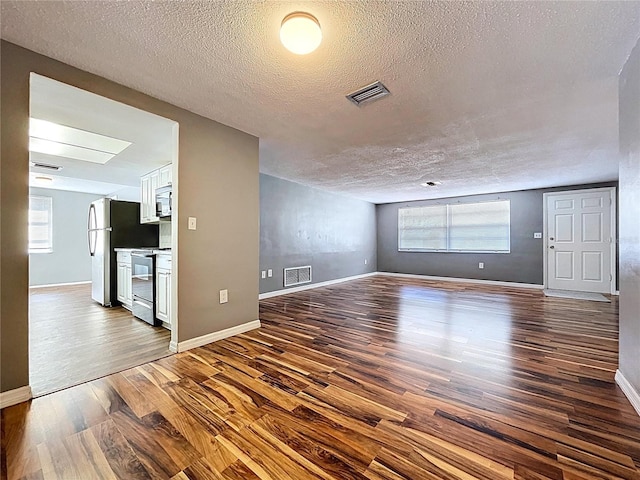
(29, 195, 53, 253)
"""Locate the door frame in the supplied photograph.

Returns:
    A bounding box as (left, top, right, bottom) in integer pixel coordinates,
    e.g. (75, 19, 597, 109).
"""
(542, 187, 617, 294)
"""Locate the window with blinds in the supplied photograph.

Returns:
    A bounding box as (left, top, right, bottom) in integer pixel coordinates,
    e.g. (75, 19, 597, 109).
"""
(398, 200, 510, 253)
(29, 195, 53, 253)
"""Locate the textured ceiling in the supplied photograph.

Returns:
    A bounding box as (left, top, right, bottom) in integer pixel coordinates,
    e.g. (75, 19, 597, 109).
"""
(2, 1, 639, 203)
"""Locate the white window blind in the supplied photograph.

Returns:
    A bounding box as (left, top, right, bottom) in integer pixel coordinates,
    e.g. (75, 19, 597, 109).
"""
(398, 200, 510, 253)
(398, 205, 447, 251)
(29, 195, 53, 253)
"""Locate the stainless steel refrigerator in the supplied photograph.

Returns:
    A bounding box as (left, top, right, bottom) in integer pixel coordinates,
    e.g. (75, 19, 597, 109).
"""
(88, 198, 159, 306)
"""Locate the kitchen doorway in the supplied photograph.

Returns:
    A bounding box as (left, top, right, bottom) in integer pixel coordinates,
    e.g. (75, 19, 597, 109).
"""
(28, 73, 179, 397)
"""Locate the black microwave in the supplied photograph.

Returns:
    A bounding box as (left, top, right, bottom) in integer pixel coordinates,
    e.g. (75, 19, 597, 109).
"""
(156, 185, 172, 218)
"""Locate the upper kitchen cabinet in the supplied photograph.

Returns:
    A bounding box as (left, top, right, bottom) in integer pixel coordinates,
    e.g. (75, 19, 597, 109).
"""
(140, 169, 158, 223)
(158, 164, 172, 188)
(140, 164, 172, 224)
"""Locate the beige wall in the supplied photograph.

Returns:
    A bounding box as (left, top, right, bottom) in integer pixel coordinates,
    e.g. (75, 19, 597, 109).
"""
(618, 37, 640, 393)
(0, 41, 259, 393)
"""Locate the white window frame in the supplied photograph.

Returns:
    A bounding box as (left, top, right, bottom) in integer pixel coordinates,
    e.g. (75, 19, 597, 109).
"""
(28, 195, 53, 254)
(398, 199, 511, 254)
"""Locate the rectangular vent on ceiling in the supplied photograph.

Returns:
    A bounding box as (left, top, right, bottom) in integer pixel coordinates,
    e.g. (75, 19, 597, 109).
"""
(30, 162, 62, 171)
(346, 81, 390, 106)
(284, 265, 312, 287)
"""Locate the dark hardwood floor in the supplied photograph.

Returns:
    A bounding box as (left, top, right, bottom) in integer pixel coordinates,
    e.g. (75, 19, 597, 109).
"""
(29, 284, 171, 396)
(4, 276, 639, 479)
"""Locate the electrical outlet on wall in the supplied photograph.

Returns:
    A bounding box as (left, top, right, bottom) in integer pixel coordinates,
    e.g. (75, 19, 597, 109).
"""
(534, 232, 542, 239)
(267, 269, 273, 277)
(261, 271, 266, 279)
(479, 262, 484, 269)
(219, 289, 228, 304)
(364, 259, 368, 265)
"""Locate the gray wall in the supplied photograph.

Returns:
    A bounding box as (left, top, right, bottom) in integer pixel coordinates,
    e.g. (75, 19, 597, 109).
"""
(260, 174, 376, 294)
(618, 37, 640, 395)
(29, 188, 102, 286)
(1, 41, 259, 393)
(377, 183, 617, 285)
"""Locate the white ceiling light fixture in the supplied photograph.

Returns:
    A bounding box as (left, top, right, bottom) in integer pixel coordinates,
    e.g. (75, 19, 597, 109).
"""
(280, 12, 322, 55)
(33, 175, 53, 184)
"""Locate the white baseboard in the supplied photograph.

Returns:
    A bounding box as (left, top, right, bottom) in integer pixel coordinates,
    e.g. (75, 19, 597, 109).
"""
(258, 272, 542, 300)
(378, 272, 544, 290)
(169, 340, 178, 353)
(0, 385, 32, 409)
(613, 290, 620, 296)
(259, 272, 378, 299)
(615, 370, 640, 417)
(176, 319, 261, 352)
(29, 280, 91, 289)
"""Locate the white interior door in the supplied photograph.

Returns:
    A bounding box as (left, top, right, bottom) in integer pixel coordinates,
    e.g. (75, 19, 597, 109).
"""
(545, 188, 614, 293)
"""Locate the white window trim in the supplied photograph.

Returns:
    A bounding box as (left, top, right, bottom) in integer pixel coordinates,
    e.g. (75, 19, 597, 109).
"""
(398, 199, 511, 254)
(28, 195, 53, 254)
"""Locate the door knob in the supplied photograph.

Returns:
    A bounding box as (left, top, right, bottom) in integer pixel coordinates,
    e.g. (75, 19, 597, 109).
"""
(550, 246, 555, 249)
(550, 237, 554, 241)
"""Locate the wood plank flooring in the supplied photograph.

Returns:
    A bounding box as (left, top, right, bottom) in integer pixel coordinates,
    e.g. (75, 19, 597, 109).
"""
(29, 284, 171, 396)
(4, 275, 639, 479)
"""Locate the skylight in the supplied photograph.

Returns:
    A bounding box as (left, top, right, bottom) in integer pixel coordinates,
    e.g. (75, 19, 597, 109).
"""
(29, 118, 132, 164)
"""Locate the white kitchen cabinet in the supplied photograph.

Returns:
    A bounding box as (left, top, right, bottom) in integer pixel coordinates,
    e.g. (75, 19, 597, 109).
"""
(149, 170, 159, 221)
(140, 166, 168, 224)
(116, 251, 132, 309)
(156, 254, 172, 327)
(124, 264, 132, 306)
(140, 175, 151, 223)
(159, 164, 172, 188)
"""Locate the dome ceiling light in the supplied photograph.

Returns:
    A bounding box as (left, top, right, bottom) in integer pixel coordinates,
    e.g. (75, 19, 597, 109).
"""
(280, 12, 322, 55)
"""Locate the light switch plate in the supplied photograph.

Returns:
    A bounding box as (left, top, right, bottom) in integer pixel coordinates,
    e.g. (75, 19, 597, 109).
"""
(534, 232, 542, 238)
(479, 262, 484, 269)
(261, 271, 266, 279)
(188, 217, 197, 230)
(267, 269, 273, 277)
(219, 289, 228, 304)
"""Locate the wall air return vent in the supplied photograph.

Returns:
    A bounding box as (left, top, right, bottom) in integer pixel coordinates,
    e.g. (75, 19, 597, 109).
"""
(284, 265, 312, 287)
(30, 161, 62, 171)
(346, 81, 390, 106)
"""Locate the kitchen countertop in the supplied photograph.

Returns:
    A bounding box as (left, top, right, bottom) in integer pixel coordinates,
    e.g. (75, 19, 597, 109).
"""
(114, 247, 171, 255)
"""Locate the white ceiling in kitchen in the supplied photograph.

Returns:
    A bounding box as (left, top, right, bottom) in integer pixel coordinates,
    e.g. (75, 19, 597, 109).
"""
(28, 73, 176, 196)
(3, 1, 639, 203)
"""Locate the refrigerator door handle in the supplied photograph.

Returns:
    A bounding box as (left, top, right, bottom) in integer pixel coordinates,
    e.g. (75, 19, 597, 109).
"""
(88, 203, 97, 256)
(87, 205, 112, 256)
(88, 230, 94, 256)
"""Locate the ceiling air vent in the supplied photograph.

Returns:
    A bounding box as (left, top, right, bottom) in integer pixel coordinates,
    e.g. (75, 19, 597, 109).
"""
(420, 181, 442, 187)
(346, 81, 390, 106)
(31, 161, 62, 171)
